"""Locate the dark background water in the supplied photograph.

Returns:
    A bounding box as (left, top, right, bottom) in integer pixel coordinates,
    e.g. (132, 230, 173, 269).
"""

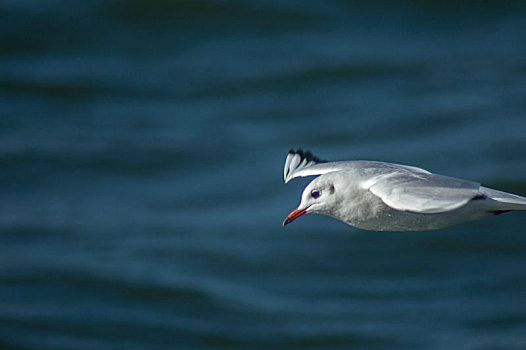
(2, 1, 526, 349)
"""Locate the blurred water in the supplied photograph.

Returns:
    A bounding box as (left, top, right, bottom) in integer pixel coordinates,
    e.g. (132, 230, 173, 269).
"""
(1, 1, 526, 349)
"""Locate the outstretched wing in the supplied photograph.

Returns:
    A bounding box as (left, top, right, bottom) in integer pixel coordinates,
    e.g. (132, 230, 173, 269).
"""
(283, 148, 431, 184)
(366, 171, 482, 214)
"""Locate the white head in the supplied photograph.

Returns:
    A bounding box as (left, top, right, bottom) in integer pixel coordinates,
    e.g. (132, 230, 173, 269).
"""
(283, 174, 337, 226)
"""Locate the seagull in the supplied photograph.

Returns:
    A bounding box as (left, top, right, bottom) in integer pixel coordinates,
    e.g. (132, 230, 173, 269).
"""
(282, 149, 526, 231)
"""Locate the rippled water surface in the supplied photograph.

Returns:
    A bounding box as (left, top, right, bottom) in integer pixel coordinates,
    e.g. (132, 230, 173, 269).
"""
(1, 1, 526, 349)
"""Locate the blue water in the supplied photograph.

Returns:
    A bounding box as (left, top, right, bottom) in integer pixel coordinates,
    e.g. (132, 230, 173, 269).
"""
(1, 1, 526, 349)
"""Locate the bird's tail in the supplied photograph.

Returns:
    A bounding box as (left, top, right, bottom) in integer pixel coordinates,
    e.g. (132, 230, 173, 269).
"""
(480, 186, 526, 211)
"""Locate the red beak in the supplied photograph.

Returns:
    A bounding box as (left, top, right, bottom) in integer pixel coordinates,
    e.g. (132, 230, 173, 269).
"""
(283, 208, 307, 226)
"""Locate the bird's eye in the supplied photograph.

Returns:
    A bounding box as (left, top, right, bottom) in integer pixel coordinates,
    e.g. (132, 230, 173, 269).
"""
(311, 190, 320, 199)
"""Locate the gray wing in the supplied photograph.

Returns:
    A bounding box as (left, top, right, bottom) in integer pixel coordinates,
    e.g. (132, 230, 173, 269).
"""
(283, 148, 431, 183)
(366, 171, 482, 214)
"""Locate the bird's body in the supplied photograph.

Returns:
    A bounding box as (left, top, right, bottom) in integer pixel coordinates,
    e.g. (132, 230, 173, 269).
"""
(283, 149, 526, 231)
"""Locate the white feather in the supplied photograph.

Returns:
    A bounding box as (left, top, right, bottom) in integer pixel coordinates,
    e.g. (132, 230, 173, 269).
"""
(368, 172, 481, 214)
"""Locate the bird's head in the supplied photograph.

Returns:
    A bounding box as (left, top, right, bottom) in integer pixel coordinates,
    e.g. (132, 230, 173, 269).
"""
(283, 175, 336, 226)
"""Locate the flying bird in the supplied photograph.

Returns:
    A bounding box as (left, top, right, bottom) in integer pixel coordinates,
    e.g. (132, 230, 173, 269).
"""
(283, 149, 526, 231)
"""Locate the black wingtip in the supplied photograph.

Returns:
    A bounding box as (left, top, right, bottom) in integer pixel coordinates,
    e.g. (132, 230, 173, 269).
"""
(287, 148, 327, 163)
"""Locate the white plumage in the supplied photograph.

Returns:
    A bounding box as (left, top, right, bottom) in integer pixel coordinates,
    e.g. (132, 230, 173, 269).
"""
(283, 149, 526, 231)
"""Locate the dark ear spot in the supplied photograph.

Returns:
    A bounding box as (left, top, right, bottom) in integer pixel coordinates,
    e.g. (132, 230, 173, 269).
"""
(329, 184, 335, 194)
